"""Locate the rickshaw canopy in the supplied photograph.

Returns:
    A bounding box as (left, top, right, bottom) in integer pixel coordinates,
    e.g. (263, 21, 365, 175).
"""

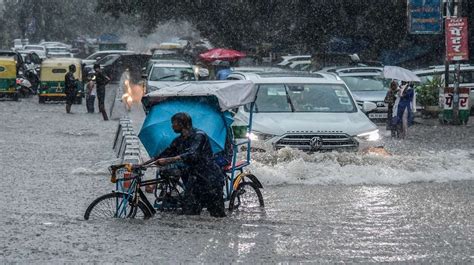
(40, 58, 82, 81)
(0, 57, 17, 78)
(142, 80, 257, 112)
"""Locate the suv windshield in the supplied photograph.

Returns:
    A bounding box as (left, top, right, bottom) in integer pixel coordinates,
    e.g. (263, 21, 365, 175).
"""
(149, 66, 195, 81)
(340, 76, 387, 91)
(252, 83, 356, 113)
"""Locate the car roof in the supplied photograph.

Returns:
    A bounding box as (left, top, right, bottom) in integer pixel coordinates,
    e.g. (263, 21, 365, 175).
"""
(414, 64, 474, 75)
(229, 71, 343, 84)
(92, 50, 135, 54)
(152, 62, 192, 68)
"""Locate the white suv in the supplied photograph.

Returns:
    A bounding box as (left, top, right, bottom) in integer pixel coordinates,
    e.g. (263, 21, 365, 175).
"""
(227, 72, 380, 152)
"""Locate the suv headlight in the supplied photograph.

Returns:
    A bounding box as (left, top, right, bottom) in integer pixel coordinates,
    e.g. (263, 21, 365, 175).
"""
(356, 129, 380, 141)
(247, 132, 275, 141)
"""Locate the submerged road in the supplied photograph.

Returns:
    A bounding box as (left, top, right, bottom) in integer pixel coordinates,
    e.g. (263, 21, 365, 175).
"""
(1, 90, 473, 263)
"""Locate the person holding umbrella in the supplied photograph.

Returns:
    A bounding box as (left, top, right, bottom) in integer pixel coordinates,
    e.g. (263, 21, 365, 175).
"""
(392, 81, 415, 139)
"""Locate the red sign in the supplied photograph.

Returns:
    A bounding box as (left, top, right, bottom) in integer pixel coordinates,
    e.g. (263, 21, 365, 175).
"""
(446, 17, 469, 61)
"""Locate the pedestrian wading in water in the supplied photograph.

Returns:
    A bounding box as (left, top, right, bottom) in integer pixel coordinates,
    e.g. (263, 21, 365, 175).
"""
(93, 63, 111, 120)
(150, 112, 226, 217)
(64, 64, 78, 114)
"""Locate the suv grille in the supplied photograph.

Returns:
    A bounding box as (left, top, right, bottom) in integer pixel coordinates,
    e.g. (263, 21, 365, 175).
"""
(275, 133, 358, 151)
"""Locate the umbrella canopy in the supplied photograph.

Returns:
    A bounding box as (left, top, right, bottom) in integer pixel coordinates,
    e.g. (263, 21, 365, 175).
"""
(199, 48, 246, 62)
(383, 66, 421, 82)
(138, 99, 233, 157)
(142, 81, 257, 112)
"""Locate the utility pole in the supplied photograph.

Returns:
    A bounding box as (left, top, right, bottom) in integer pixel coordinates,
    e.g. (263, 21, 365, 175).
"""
(445, 0, 462, 125)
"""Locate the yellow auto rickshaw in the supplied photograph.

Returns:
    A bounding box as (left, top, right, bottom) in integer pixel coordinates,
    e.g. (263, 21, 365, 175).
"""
(38, 58, 83, 104)
(0, 57, 19, 101)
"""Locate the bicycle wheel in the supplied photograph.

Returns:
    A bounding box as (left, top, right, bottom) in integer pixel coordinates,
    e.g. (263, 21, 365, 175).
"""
(229, 181, 264, 211)
(84, 192, 152, 220)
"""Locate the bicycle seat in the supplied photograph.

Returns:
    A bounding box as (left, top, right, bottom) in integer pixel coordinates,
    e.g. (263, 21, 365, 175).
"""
(223, 161, 247, 173)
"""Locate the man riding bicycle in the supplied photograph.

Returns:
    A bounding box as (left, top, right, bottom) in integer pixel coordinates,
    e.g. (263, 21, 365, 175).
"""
(151, 112, 226, 218)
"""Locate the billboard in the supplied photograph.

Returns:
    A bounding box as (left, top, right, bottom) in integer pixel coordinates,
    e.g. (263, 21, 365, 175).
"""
(445, 17, 469, 61)
(408, 0, 442, 34)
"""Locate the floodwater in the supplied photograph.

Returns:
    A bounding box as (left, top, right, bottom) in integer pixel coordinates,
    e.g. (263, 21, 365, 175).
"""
(1, 94, 473, 263)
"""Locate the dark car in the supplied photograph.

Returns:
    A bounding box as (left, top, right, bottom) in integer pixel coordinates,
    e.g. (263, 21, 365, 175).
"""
(96, 54, 152, 82)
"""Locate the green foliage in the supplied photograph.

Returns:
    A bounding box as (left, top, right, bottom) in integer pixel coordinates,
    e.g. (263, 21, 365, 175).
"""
(416, 76, 442, 107)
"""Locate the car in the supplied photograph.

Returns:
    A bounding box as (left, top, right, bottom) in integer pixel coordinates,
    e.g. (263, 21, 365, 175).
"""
(21, 45, 47, 59)
(277, 55, 311, 67)
(226, 71, 380, 152)
(99, 53, 151, 82)
(322, 66, 389, 122)
(39, 41, 71, 50)
(287, 60, 312, 71)
(229, 66, 286, 73)
(145, 61, 196, 92)
(82, 50, 135, 66)
(45, 46, 72, 58)
(414, 64, 474, 114)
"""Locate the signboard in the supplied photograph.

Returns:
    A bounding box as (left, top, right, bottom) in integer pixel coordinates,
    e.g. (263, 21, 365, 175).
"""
(408, 0, 442, 34)
(445, 17, 469, 61)
(443, 87, 470, 110)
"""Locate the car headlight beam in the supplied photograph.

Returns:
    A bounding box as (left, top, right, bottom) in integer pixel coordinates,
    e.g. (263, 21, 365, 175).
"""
(357, 129, 380, 141)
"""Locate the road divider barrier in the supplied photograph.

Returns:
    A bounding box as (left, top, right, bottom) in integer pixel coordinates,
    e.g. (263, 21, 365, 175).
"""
(113, 118, 142, 165)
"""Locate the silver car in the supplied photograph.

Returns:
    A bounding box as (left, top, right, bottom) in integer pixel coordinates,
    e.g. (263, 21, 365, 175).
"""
(321, 67, 389, 122)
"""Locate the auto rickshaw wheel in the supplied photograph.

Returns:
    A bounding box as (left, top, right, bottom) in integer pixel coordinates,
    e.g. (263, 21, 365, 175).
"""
(12, 93, 19, 101)
(75, 97, 83, 105)
(38, 96, 45, 104)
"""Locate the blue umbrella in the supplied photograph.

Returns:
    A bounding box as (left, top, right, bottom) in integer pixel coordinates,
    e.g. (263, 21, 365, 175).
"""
(138, 99, 233, 158)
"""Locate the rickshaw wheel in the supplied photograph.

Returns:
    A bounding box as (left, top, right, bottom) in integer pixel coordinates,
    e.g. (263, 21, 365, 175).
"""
(38, 96, 45, 104)
(84, 192, 152, 220)
(229, 181, 264, 211)
(12, 93, 19, 101)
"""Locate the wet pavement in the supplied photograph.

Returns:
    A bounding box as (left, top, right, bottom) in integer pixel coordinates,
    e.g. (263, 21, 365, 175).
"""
(0, 94, 473, 263)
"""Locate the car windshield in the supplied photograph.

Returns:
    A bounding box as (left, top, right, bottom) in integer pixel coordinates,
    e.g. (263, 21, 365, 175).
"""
(149, 66, 195, 81)
(24, 46, 43, 51)
(97, 54, 120, 65)
(340, 76, 387, 91)
(252, 83, 356, 113)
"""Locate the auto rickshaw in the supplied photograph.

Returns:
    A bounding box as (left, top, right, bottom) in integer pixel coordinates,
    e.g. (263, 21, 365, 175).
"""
(0, 57, 19, 101)
(38, 58, 83, 104)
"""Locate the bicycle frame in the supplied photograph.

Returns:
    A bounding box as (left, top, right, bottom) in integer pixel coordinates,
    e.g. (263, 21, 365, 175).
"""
(114, 171, 157, 217)
(225, 102, 255, 200)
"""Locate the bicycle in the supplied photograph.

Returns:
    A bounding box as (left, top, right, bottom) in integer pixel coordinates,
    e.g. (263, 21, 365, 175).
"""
(84, 158, 264, 220)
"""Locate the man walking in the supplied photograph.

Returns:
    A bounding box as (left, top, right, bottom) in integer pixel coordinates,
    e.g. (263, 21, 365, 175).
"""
(64, 64, 78, 114)
(93, 63, 110, 120)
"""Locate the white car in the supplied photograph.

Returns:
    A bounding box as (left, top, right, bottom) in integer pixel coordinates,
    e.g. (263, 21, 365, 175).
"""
(322, 66, 389, 122)
(146, 61, 196, 92)
(22, 45, 47, 59)
(277, 55, 311, 67)
(227, 71, 380, 152)
(414, 64, 474, 114)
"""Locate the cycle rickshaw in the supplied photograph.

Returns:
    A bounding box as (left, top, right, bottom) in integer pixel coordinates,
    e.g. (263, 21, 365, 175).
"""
(84, 81, 264, 220)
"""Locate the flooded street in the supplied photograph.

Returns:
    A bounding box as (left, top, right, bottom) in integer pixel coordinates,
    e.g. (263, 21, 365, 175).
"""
(1, 95, 473, 263)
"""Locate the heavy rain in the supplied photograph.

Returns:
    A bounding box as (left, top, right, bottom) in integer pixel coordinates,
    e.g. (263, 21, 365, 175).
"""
(1, 0, 473, 263)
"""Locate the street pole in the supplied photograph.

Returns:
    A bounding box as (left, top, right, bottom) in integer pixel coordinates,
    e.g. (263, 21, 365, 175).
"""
(452, 0, 462, 125)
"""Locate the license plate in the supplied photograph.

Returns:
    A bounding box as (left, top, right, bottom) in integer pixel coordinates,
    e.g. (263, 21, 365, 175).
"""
(368, 113, 388, 119)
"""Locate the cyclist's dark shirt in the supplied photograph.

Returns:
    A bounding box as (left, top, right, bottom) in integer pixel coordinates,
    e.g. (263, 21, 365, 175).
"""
(159, 128, 224, 185)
